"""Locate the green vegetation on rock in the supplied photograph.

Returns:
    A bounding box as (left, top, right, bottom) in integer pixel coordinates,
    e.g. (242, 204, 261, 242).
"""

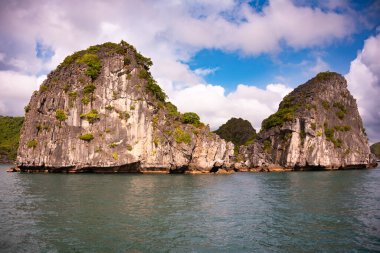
(263, 139, 272, 154)
(370, 142, 380, 158)
(80, 110, 100, 123)
(261, 95, 299, 130)
(118, 111, 130, 121)
(333, 102, 347, 120)
(0, 116, 24, 161)
(324, 124, 342, 148)
(146, 76, 167, 102)
(79, 133, 94, 141)
(83, 84, 96, 94)
(40, 85, 48, 92)
(334, 125, 351, 132)
(81, 96, 90, 105)
(135, 52, 153, 69)
(63, 84, 70, 93)
(313, 71, 339, 82)
(27, 139, 38, 149)
(68, 91, 77, 99)
(138, 69, 149, 79)
(123, 57, 131, 65)
(76, 53, 102, 80)
(174, 127, 191, 144)
(214, 118, 257, 147)
(105, 105, 114, 111)
(181, 112, 201, 127)
(321, 100, 330, 109)
(165, 102, 180, 118)
(55, 109, 67, 122)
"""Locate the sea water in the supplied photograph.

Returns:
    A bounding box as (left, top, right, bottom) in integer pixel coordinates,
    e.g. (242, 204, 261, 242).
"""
(0, 164, 379, 252)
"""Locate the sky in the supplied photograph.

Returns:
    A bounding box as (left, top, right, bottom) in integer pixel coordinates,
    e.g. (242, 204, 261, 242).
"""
(0, 0, 380, 143)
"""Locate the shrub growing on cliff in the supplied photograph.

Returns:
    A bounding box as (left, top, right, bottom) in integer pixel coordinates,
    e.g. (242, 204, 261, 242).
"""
(124, 57, 131, 65)
(261, 95, 298, 130)
(165, 102, 180, 118)
(324, 125, 343, 148)
(147, 78, 167, 102)
(55, 109, 67, 122)
(83, 84, 96, 94)
(336, 111, 345, 120)
(105, 105, 114, 111)
(181, 112, 201, 127)
(333, 102, 346, 112)
(79, 133, 94, 141)
(174, 127, 191, 144)
(138, 69, 149, 79)
(80, 110, 100, 123)
(334, 125, 351, 132)
(81, 96, 90, 105)
(321, 100, 330, 109)
(118, 111, 130, 121)
(27, 139, 38, 149)
(136, 52, 153, 69)
(314, 71, 338, 82)
(263, 139, 272, 154)
(68, 91, 77, 99)
(40, 85, 48, 93)
(76, 53, 102, 80)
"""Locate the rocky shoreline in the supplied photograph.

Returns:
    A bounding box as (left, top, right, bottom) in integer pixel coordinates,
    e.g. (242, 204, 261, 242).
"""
(6, 163, 377, 174)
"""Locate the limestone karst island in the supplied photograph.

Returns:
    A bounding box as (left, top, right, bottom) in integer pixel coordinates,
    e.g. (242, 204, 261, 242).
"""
(10, 42, 376, 173)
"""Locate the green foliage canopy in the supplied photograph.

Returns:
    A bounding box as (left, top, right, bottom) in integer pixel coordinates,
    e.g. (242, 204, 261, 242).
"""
(0, 116, 24, 161)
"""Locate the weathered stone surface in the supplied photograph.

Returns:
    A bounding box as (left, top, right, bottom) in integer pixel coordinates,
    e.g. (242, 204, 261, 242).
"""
(17, 42, 234, 173)
(240, 72, 376, 170)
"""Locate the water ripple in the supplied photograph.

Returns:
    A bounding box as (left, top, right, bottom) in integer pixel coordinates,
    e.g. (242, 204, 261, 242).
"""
(0, 165, 379, 252)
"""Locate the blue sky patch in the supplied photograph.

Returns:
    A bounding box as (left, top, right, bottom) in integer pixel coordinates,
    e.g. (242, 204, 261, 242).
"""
(35, 41, 54, 62)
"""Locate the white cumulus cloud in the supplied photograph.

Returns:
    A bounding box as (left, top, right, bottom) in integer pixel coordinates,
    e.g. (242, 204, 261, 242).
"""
(346, 33, 380, 143)
(169, 83, 293, 131)
(0, 71, 45, 115)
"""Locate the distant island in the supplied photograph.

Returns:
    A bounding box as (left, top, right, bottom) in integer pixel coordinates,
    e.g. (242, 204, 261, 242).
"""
(370, 142, 380, 160)
(0, 116, 23, 163)
(4, 41, 377, 173)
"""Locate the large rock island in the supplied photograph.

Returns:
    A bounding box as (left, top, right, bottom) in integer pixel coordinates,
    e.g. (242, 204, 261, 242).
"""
(238, 72, 376, 171)
(17, 42, 233, 173)
(16, 41, 375, 173)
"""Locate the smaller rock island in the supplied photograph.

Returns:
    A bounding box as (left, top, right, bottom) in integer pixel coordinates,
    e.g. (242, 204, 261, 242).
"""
(237, 72, 376, 171)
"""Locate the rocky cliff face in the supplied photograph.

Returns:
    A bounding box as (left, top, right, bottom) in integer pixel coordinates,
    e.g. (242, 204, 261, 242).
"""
(239, 72, 375, 170)
(17, 42, 233, 173)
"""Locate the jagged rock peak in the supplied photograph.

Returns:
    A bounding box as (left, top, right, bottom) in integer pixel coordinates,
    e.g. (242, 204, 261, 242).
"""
(17, 41, 234, 173)
(239, 71, 376, 171)
(214, 117, 256, 146)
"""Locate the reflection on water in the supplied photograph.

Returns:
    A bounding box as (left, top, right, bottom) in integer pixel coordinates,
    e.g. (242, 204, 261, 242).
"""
(0, 164, 379, 252)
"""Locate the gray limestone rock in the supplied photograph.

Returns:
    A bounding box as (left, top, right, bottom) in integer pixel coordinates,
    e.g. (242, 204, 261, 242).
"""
(239, 72, 375, 170)
(17, 42, 234, 173)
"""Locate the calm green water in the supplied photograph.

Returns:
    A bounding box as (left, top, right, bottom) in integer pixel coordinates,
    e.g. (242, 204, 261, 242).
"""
(0, 164, 379, 253)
